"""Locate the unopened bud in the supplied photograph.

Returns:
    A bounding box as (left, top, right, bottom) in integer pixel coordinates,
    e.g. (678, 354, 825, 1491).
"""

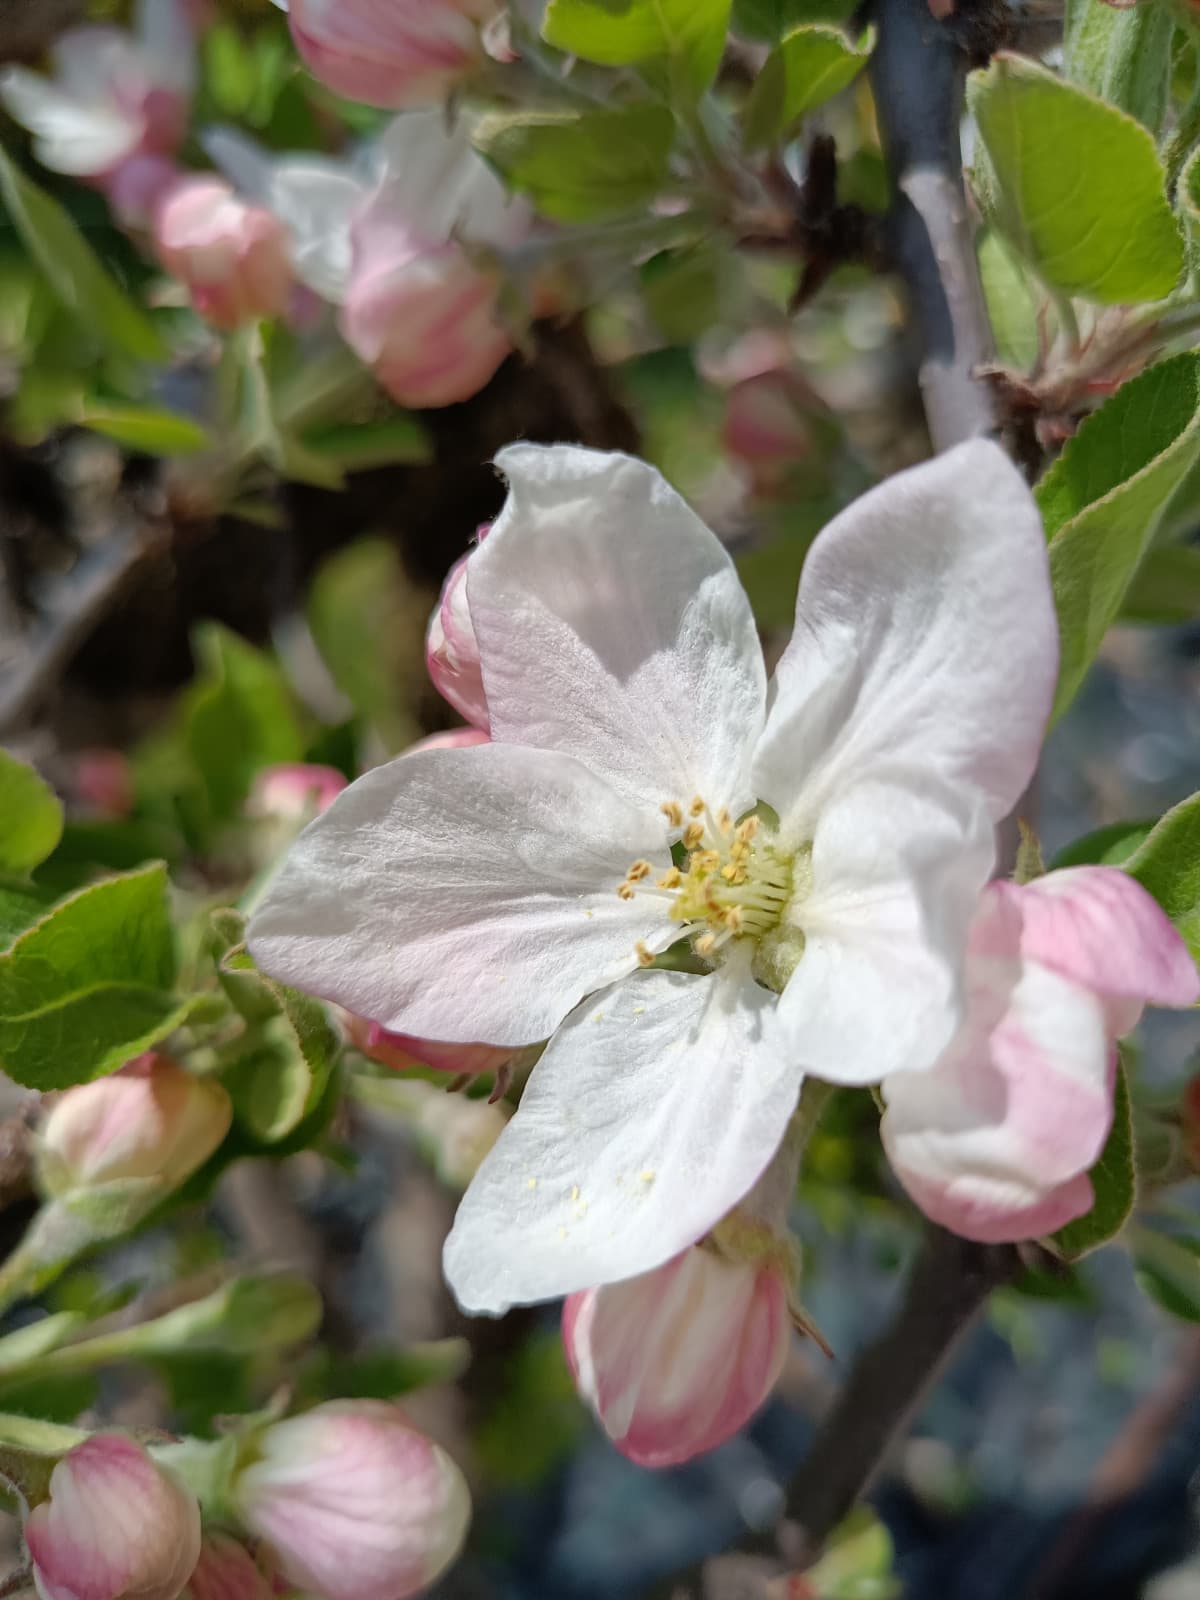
(246, 763, 348, 823)
(425, 538, 490, 731)
(182, 1533, 273, 1600)
(286, 0, 499, 109)
(155, 176, 293, 329)
(347, 1014, 516, 1083)
(234, 1400, 471, 1600)
(563, 1245, 791, 1467)
(24, 1434, 201, 1600)
(37, 1055, 232, 1199)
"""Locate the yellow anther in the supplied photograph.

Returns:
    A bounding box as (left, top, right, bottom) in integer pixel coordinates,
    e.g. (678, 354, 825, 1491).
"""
(695, 933, 717, 956)
(720, 863, 739, 882)
(661, 800, 684, 827)
(617, 883, 636, 901)
(635, 941, 655, 967)
(736, 816, 760, 843)
(716, 807, 733, 835)
(694, 849, 720, 871)
(688, 796, 705, 818)
(657, 867, 682, 889)
(683, 821, 705, 849)
(724, 906, 744, 931)
(627, 860, 652, 882)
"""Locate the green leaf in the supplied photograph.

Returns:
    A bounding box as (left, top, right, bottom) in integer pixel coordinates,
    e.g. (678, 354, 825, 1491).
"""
(301, 1339, 471, 1407)
(474, 105, 676, 222)
(0, 864, 193, 1090)
(640, 246, 728, 343)
(1050, 819, 1154, 869)
(807, 1506, 901, 1599)
(1119, 543, 1200, 623)
(0, 149, 163, 362)
(184, 624, 305, 822)
(297, 416, 432, 472)
(78, 404, 211, 458)
(1133, 1226, 1200, 1322)
(1038, 354, 1200, 719)
(978, 229, 1041, 371)
(733, 0, 856, 38)
(543, 0, 732, 91)
(1178, 143, 1200, 277)
(1123, 791, 1200, 964)
(1050, 1058, 1135, 1259)
(0, 751, 62, 876)
(0, 882, 59, 951)
(742, 23, 874, 151)
(1062, 0, 1173, 135)
(968, 54, 1183, 304)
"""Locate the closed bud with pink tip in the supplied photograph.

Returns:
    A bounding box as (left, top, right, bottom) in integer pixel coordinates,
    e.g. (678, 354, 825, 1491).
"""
(563, 1244, 791, 1468)
(23, 1434, 201, 1600)
(155, 176, 293, 329)
(233, 1400, 471, 1600)
(285, 0, 499, 110)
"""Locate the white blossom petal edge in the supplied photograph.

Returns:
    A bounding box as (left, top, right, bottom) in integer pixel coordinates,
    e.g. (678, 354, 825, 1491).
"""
(248, 441, 1058, 1314)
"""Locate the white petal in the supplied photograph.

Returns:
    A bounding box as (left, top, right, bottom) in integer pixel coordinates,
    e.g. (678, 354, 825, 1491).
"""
(0, 69, 138, 175)
(443, 955, 801, 1313)
(247, 742, 671, 1047)
(777, 775, 993, 1084)
(135, 0, 196, 94)
(470, 445, 766, 821)
(752, 441, 1057, 839)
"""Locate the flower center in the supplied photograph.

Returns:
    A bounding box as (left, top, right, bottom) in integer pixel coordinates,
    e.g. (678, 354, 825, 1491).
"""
(619, 797, 796, 967)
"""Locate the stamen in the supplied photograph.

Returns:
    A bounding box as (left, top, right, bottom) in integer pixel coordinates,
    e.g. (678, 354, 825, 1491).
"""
(661, 801, 683, 827)
(695, 933, 717, 956)
(682, 821, 705, 849)
(617, 883, 636, 901)
(657, 867, 682, 889)
(635, 941, 655, 967)
(688, 796, 705, 818)
(627, 860, 652, 882)
(715, 807, 733, 835)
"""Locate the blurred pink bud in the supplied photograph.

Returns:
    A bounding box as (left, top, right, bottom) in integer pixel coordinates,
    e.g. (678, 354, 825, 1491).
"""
(286, 0, 498, 109)
(155, 176, 293, 330)
(341, 230, 510, 408)
(563, 1246, 791, 1468)
(38, 1055, 232, 1198)
(182, 1534, 273, 1600)
(105, 155, 181, 231)
(722, 371, 815, 472)
(425, 545, 489, 731)
(24, 1434, 201, 1600)
(882, 867, 1200, 1243)
(247, 764, 349, 823)
(404, 728, 491, 756)
(235, 1401, 471, 1600)
(0, 2, 195, 182)
(73, 748, 135, 819)
(346, 1013, 516, 1081)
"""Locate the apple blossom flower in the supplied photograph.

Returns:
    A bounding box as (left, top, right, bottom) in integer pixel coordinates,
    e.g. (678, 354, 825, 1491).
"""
(154, 176, 294, 330)
(204, 114, 529, 406)
(37, 1055, 232, 1199)
(233, 1401, 470, 1600)
(425, 535, 490, 730)
(249, 440, 1057, 1314)
(247, 764, 348, 823)
(0, 0, 194, 186)
(23, 1433, 201, 1600)
(881, 866, 1199, 1243)
(182, 1535, 273, 1600)
(564, 1244, 791, 1467)
(282, 0, 499, 110)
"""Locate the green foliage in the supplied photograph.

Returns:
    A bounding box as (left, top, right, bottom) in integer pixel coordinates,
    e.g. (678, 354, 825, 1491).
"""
(1132, 1226, 1200, 1323)
(978, 230, 1042, 371)
(78, 403, 213, 458)
(1120, 544, 1200, 623)
(1037, 354, 1200, 719)
(968, 55, 1183, 304)
(640, 246, 729, 343)
(1124, 791, 1200, 964)
(0, 149, 163, 362)
(299, 1340, 472, 1407)
(1062, 0, 1174, 134)
(297, 416, 431, 473)
(805, 1507, 901, 1599)
(0, 751, 63, 878)
(742, 24, 875, 150)
(542, 0, 733, 93)
(1051, 1059, 1135, 1258)
(475, 106, 676, 222)
(1050, 820, 1154, 869)
(733, 0, 856, 37)
(0, 864, 193, 1090)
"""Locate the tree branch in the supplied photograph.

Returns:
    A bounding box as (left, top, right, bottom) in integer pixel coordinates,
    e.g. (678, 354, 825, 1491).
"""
(867, 0, 998, 452)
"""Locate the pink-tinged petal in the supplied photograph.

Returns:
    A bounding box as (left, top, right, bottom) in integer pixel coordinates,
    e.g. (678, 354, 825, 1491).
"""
(469, 445, 767, 823)
(426, 553, 489, 729)
(443, 953, 804, 1313)
(287, 0, 492, 110)
(183, 1535, 273, 1600)
(155, 176, 292, 329)
(403, 727, 490, 755)
(247, 764, 348, 821)
(346, 1015, 517, 1080)
(776, 774, 994, 1084)
(988, 867, 1200, 1009)
(881, 955, 1116, 1244)
(235, 1402, 469, 1600)
(25, 1435, 201, 1600)
(753, 441, 1057, 841)
(247, 741, 670, 1048)
(563, 1246, 790, 1468)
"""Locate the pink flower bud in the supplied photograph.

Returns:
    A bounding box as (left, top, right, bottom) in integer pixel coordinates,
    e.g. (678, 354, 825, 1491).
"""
(234, 1401, 471, 1600)
(155, 176, 293, 330)
(286, 0, 498, 110)
(72, 749, 135, 819)
(24, 1434, 201, 1600)
(404, 728, 491, 756)
(882, 867, 1200, 1243)
(340, 232, 511, 409)
(722, 371, 816, 472)
(346, 1014, 517, 1081)
(182, 1535, 273, 1600)
(246, 764, 348, 823)
(563, 1246, 791, 1468)
(38, 1055, 232, 1198)
(105, 154, 180, 231)
(425, 548, 489, 731)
